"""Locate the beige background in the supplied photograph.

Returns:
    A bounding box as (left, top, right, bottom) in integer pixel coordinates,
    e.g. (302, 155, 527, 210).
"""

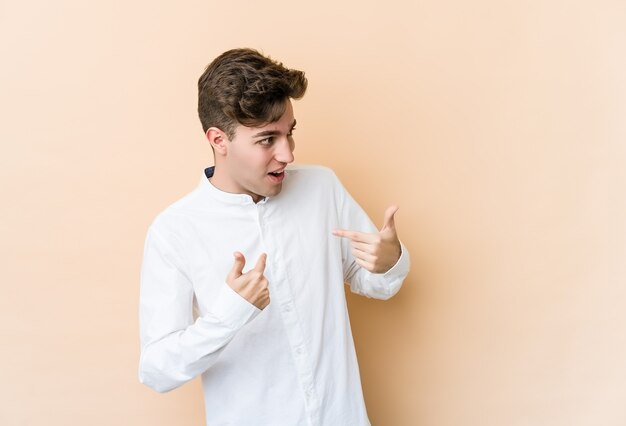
(1, 0, 625, 425)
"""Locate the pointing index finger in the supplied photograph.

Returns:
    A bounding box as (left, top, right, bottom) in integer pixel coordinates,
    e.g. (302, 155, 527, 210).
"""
(332, 229, 375, 243)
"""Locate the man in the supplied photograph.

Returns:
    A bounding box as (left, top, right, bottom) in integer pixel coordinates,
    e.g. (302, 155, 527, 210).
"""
(139, 48, 410, 425)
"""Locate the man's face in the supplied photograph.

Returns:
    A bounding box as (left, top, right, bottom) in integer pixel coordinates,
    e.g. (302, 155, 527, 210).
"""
(219, 100, 296, 202)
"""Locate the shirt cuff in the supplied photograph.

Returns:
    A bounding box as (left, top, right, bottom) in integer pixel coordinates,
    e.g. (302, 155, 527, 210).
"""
(209, 282, 261, 330)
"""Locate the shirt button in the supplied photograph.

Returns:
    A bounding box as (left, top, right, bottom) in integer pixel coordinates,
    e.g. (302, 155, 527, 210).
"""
(296, 347, 303, 355)
(283, 304, 291, 312)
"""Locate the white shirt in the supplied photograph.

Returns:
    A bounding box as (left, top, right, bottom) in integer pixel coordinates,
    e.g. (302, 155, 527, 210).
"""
(139, 165, 410, 426)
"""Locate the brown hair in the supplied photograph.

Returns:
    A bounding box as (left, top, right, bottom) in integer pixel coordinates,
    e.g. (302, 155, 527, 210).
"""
(198, 48, 307, 139)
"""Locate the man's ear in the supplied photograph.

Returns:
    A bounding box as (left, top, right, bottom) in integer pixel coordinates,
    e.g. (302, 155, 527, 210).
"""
(206, 127, 229, 155)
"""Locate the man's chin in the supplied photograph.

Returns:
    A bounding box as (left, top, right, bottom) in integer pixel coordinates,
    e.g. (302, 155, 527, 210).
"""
(249, 183, 283, 202)
(265, 183, 283, 198)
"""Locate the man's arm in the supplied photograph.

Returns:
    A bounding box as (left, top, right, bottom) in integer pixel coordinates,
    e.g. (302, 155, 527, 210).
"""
(329, 173, 410, 299)
(138, 229, 266, 393)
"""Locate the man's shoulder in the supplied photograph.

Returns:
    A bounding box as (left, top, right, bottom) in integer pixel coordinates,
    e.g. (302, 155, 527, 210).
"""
(277, 164, 347, 208)
(285, 164, 340, 185)
(147, 179, 209, 234)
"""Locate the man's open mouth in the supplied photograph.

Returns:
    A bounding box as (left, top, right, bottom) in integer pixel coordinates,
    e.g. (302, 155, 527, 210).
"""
(267, 170, 286, 183)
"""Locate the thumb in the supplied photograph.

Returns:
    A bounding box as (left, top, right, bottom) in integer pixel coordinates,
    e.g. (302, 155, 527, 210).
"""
(227, 251, 246, 282)
(254, 253, 267, 273)
(380, 205, 399, 232)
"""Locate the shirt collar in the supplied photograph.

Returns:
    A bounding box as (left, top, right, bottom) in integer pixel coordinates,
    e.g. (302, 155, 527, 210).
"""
(199, 166, 268, 205)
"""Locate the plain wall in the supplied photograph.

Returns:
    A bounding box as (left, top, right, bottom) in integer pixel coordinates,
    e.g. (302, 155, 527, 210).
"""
(1, 0, 625, 425)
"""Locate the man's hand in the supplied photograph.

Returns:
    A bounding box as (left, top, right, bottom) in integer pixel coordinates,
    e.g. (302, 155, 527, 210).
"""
(226, 252, 270, 309)
(332, 205, 402, 274)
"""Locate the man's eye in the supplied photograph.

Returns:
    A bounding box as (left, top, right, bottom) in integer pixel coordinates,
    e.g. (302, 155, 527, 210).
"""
(258, 137, 273, 145)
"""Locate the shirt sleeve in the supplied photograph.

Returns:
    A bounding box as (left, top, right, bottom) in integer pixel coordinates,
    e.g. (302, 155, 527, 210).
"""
(333, 173, 411, 300)
(138, 227, 260, 393)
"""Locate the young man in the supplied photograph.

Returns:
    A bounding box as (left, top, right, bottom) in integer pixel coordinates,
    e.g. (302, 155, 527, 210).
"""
(139, 48, 410, 425)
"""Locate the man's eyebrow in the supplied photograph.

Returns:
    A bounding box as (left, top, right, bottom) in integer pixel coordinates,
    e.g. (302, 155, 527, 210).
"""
(251, 120, 297, 138)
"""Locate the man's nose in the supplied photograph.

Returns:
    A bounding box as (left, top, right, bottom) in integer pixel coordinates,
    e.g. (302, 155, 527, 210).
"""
(275, 138, 294, 163)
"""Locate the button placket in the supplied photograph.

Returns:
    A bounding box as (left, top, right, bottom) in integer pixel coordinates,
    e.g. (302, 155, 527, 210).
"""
(263, 203, 321, 421)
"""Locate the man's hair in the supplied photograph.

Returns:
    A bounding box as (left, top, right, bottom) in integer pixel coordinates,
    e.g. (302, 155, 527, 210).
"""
(198, 48, 308, 139)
